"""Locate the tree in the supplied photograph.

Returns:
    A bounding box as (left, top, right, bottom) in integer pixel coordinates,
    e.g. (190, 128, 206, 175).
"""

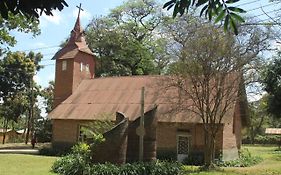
(263, 55, 281, 118)
(41, 81, 55, 114)
(0, 0, 68, 19)
(0, 13, 40, 54)
(0, 93, 28, 144)
(85, 0, 169, 76)
(162, 14, 274, 167)
(0, 51, 42, 144)
(163, 0, 245, 35)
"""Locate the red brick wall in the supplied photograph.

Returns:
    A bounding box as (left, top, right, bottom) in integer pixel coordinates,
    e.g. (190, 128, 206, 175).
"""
(53, 52, 95, 108)
(157, 122, 223, 154)
(54, 59, 74, 108)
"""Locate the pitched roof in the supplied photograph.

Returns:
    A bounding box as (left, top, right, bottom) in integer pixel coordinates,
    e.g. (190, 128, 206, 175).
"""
(48, 75, 239, 123)
(52, 12, 93, 60)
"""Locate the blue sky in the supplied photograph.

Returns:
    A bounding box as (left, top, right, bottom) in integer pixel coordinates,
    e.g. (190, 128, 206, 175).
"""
(9, 0, 281, 90)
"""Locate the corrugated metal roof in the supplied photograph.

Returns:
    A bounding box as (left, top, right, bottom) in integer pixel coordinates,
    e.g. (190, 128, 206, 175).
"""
(48, 76, 238, 123)
(265, 128, 281, 135)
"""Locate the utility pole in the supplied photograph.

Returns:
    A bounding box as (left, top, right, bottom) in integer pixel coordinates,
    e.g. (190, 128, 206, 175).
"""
(137, 87, 145, 161)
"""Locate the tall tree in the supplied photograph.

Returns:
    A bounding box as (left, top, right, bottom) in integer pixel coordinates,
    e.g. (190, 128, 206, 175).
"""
(263, 55, 281, 118)
(85, 0, 169, 76)
(0, 51, 42, 144)
(163, 14, 274, 168)
(41, 81, 55, 114)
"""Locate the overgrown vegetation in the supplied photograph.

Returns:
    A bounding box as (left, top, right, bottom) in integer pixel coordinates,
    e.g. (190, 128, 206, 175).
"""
(216, 148, 262, 167)
(52, 143, 182, 175)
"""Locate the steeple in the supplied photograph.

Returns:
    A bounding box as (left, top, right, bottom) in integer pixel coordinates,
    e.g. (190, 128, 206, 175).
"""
(52, 4, 96, 108)
(52, 3, 93, 60)
(68, 3, 85, 44)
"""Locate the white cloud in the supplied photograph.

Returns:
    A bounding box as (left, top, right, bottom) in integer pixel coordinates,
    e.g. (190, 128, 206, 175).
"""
(41, 11, 63, 25)
(72, 8, 92, 20)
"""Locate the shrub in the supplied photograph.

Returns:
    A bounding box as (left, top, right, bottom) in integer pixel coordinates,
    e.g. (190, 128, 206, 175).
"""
(182, 152, 204, 166)
(216, 148, 262, 167)
(52, 143, 91, 175)
(86, 161, 182, 175)
(156, 150, 177, 161)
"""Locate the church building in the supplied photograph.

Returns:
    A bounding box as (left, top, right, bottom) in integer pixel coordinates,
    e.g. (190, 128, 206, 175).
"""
(48, 10, 248, 163)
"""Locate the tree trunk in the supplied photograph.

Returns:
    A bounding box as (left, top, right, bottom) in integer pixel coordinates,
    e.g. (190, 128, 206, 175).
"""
(2, 118, 8, 144)
(25, 108, 31, 144)
(204, 131, 216, 169)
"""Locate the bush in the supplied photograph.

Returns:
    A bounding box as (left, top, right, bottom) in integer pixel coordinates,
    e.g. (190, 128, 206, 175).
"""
(156, 150, 177, 161)
(216, 148, 262, 167)
(52, 143, 91, 175)
(39, 145, 71, 156)
(86, 161, 182, 175)
(182, 152, 204, 166)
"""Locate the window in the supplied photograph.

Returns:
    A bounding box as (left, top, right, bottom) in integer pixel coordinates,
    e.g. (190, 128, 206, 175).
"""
(78, 125, 87, 142)
(85, 64, 89, 72)
(80, 62, 83, 72)
(62, 60, 67, 71)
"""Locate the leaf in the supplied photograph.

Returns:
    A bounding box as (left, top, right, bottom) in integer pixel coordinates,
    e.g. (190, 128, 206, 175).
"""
(228, 7, 246, 13)
(173, 2, 180, 18)
(224, 15, 230, 32)
(163, 0, 175, 9)
(230, 17, 238, 35)
(200, 4, 208, 17)
(196, 0, 208, 7)
(167, 4, 174, 11)
(226, 0, 240, 4)
(230, 12, 245, 23)
(215, 9, 226, 23)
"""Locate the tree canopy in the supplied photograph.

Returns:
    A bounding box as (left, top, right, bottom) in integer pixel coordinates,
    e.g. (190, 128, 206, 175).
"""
(163, 0, 245, 34)
(263, 56, 281, 118)
(0, 0, 68, 19)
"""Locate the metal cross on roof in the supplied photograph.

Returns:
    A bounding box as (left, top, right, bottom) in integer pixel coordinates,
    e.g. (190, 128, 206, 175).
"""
(76, 3, 84, 18)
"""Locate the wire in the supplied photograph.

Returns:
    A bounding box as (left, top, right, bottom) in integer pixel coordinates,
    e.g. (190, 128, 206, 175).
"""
(236, 0, 261, 7)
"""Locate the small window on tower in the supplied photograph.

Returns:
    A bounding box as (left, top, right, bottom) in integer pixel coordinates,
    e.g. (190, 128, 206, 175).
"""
(80, 62, 83, 72)
(62, 60, 67, 71)
(86, 64, 89, 72)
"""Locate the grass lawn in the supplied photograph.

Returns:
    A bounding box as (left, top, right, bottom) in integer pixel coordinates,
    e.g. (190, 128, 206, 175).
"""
(184, 145, 281, 175)
(0, 154, 57, 175)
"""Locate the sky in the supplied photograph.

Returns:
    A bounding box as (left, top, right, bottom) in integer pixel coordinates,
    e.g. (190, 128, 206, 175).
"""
(9, 0, 281, 100)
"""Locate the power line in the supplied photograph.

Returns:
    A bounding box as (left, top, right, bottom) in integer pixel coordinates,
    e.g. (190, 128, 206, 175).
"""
(20, 45, 60, 52)
(236, 0, 261, 7)
(247, 1, 281, 12)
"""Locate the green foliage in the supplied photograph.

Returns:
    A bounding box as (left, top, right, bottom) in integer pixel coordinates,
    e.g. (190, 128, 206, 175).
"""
(0, 0, 68, 19)
(52, 143, 91, 175)
(85, 161, 182, 175)
(216, 148, 263, 167)
(41, 81, 55, 113)
(34, 118, 52, 143)
(0, 13, 40, 53)
(163, 0, 245, 35)
(183, 152, 204, 166)
(85, 0, 169, 76)
(263, 56, 281, 118)
(156, 150, 177, 161)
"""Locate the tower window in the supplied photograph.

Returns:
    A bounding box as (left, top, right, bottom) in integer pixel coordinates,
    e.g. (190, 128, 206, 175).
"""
(80, 62, 83, 72)
(62, 60, 67, 71)
(86, 64, 89, 72)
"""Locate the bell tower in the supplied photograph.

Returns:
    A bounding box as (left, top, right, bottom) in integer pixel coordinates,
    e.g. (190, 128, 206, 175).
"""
(53, 4, 95, 108)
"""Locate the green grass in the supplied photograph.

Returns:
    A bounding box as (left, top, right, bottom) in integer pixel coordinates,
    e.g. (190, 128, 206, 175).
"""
(0, 154, 57, 175)
(183, 145, 281, 175)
